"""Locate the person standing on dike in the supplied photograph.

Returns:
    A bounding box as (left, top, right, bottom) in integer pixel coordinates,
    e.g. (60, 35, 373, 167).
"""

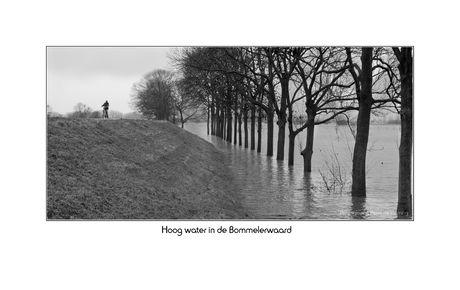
(102, 100, 109, 119)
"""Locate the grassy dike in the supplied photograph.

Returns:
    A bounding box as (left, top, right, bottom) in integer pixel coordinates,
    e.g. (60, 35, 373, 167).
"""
(47, 117, 250, 219)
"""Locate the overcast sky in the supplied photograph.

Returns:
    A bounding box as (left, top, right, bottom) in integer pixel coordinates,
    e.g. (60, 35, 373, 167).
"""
(47, 47, 173, 115)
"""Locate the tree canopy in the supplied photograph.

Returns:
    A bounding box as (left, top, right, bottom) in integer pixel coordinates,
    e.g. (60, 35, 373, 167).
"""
(130, 69, 176, 121)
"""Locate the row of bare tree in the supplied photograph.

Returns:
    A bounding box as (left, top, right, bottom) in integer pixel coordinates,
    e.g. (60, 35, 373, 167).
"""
(170, 46, 412, 218)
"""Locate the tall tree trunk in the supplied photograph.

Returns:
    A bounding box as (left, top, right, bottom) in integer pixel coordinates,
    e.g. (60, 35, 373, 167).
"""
(238, 109, 243, 146)
(220, 107, 225, 139)
(351, 47, 374, 198)
(301, 110, 316, 172)
(277, 112, 286, 160)
(276, 77, 289, 160)
(207, 103, 210, 135)
(394, 47, 413, 218)
(251, 103, 256, 150)
(266, 74, 275, 157)
(243, 103, 248, 148)
(234, 107, 238, 144)
(267, 109, 274, 156)
(211, 100, 215, 136)
(215, 103, 220, 137)
(180, 110, 184, 128)
(288, 133, 295, 166)
(287, 106, 295, 166)
(232, 91, 237, 144)
(257, 105, 262, 153)
(226, 104, 232, 143)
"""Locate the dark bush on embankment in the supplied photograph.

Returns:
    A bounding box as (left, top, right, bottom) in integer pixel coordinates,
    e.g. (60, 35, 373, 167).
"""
(47, 118, 248, 219)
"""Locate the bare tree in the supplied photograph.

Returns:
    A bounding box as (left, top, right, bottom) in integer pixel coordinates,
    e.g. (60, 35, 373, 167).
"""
(392, 47, 413, 218)
(73, 102, 93, 118)
(261, 47, 304, 161)
(47, 104, 63, 117)
(346, 47, 374, 197)
(130, 69, 176, 121)
(175, 79, 206, 128)
(346, 47, 401, 197)
(294, 47, 355, 170)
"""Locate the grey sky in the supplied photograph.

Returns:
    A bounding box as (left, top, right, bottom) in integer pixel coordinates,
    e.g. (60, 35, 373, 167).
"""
(47, 47, 173, 115)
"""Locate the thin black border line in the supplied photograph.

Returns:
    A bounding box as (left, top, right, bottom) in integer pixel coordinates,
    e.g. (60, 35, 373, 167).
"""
(46, 46, 414, 222)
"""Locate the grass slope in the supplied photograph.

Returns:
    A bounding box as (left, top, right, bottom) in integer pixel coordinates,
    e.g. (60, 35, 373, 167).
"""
(47, 118, 249, 219)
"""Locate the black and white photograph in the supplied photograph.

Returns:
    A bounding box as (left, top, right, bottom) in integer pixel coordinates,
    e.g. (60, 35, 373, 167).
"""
(47, 46, 413, 220)
(3, 0, 460, 289)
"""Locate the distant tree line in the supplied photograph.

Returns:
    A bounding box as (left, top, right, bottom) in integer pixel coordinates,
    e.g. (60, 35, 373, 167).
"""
(47, 103, 143, 120)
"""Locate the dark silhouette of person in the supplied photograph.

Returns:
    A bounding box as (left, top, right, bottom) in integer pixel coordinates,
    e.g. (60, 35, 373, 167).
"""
(102, 100, 109, 119)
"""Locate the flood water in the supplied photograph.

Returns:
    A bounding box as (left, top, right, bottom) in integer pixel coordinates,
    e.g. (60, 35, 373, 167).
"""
(184, 122, 403, 220)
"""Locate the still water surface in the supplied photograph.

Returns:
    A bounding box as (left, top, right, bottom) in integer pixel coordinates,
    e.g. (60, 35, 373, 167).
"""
(184, 122, 402, 220)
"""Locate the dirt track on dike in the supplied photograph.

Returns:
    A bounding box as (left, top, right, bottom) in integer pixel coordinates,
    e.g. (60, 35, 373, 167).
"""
(47, 117, 249, 219)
